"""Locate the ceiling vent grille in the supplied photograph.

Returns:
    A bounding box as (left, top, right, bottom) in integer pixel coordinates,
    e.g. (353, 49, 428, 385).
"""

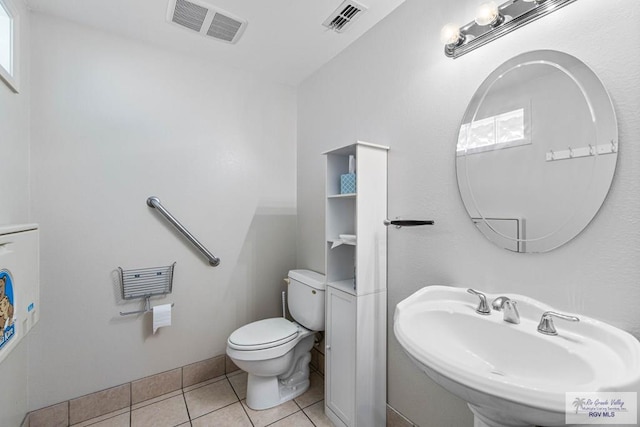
(167, 0, 247, 44)
(323, 0, 368, 33)
(207, 13, 243, 42)
(172, 0, 208, 32)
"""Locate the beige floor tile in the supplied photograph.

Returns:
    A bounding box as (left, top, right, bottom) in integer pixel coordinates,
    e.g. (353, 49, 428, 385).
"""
(131, 395, 189, 427)
(225, 370, 245, 378)
(227, 371, 247, 400)
(131, 390, 182, 411)
(69, 384, 131, 425)
(183, 356, 225, 388)
(294, 371, 324, 409)
(131, 368, 182, 405)
(240, 399, 299, 427)
(184, 378, 238, 419)
(182, 375, 227, 394)
(29, 402, 69, 427)
(71, 408, 129, 427)
(267, 411, 314, 427)
(191, 402, 251, 427)
(85, 412, 130, 427)
(303, 401, 334, 427)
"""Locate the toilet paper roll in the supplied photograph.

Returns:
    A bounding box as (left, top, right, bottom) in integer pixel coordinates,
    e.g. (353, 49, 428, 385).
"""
(153, 304, 172, 334)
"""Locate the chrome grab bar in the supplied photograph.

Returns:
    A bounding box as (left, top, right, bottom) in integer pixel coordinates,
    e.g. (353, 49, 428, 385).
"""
(147, 197, 220, 267)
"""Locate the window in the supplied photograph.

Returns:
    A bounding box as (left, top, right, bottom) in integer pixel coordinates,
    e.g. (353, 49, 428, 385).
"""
(0, 0, 18, 93)
(456, 108, 530, 155)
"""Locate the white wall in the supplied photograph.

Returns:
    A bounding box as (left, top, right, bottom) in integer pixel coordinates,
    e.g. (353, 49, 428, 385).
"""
(0, 0, 29, 225)
(28, 13, 297, 410)
(0, 0, 30, 425)
(297, 0, 640, 425)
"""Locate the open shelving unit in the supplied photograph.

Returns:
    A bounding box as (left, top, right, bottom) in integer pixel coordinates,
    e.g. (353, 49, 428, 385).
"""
(323, 141, 388, 427)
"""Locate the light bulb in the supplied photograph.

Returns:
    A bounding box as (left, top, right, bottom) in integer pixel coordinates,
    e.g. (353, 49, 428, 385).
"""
(475, 1, 503, 26)
(440, 23, 463, 45)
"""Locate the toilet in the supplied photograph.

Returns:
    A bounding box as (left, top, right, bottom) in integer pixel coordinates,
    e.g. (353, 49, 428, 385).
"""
(226, 269, 326, 410)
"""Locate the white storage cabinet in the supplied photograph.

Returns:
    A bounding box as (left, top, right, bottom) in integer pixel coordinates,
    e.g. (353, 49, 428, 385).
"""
(324, 141, 388, 427)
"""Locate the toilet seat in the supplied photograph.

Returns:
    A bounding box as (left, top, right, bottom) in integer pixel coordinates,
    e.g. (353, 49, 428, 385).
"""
(228, 318, 299, 351)
(227, 318, 314, 362)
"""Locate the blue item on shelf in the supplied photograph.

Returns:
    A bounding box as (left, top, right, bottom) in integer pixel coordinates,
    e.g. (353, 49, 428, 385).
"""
(340, 173, 356, 194)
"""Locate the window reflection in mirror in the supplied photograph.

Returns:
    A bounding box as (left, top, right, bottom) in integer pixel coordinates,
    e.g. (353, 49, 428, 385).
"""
(457, 108, 530, 155)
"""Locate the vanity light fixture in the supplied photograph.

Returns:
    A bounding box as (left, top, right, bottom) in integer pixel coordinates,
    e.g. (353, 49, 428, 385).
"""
(474, 2, 504, 27)
(441, 0, 576, 58)
(439, 23, 465, 46)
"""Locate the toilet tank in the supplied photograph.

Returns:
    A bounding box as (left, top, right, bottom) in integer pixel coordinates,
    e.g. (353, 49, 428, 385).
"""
(287, 270, 325, 331)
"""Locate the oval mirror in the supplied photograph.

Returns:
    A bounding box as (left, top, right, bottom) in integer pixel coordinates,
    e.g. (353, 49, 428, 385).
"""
(456, 50, 617, 253)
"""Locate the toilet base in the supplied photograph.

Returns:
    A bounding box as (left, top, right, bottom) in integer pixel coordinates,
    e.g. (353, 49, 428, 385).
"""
(246, 373, 310, 410)
(245, 335, 314, 410)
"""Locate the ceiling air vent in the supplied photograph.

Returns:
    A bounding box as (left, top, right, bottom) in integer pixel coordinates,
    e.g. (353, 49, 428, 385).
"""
(207, 12, 243, 42)
(323, 0, 368, 33)
(167, 0, 247, 44)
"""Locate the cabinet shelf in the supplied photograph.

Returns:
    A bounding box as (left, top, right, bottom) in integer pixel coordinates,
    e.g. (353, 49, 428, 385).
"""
(328, 193, 356, 199)
(327, 237, 357, 249)
(328, 279, 356, 296)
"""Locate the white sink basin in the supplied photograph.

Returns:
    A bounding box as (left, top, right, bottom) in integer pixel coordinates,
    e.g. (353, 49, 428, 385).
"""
(393, 286, 640, 427)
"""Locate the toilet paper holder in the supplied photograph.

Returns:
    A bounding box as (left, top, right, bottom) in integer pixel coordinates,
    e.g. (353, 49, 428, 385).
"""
(119, 296, 174, 316)
(118, 263, 176, 316)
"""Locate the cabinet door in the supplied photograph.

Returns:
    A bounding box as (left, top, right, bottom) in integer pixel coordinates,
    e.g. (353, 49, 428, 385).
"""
(326, 286, 356, 426)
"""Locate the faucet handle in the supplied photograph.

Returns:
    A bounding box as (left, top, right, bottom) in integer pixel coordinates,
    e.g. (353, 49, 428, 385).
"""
(537, 311, 580, 336)
(467, 289, 491, 315)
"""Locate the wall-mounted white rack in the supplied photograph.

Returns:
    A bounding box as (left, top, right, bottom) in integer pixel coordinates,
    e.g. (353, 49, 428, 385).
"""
(119, 263, 175, 316)
(546, 141, 617, 162)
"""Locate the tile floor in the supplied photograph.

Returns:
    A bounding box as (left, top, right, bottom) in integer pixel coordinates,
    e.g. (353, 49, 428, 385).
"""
(69, 370, 332, 427)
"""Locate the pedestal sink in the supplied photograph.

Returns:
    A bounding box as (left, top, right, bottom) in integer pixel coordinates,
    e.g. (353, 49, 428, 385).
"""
(393, 286, 640, 427)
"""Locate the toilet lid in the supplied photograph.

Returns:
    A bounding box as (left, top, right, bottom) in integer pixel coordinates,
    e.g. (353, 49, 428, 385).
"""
(228, 318, 299, 350)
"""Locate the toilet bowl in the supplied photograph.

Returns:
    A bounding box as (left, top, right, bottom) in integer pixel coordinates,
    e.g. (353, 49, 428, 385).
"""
(226, 270, 325, 410)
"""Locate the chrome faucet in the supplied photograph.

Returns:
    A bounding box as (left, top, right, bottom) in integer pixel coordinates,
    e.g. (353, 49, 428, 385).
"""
(491, 296, 509, 311)
(537, 311, 580, 336)
(491, 296, 520, 324)
(467, 289, 491, 315)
